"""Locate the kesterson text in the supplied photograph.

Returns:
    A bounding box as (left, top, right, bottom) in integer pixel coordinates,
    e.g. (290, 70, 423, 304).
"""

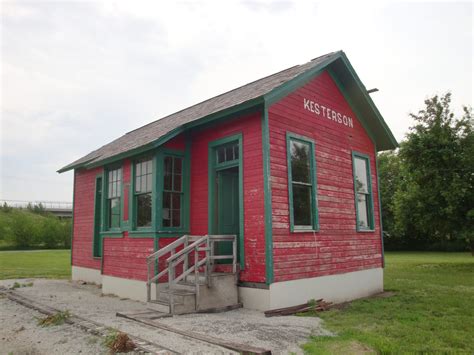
(303, 98, 354, 128)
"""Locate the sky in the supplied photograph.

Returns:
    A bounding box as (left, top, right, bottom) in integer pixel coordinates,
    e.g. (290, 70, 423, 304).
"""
(1, 0, 472, 203)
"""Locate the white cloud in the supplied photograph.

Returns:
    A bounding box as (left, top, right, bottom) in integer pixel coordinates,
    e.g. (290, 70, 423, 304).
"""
(0, 0, 472, 201)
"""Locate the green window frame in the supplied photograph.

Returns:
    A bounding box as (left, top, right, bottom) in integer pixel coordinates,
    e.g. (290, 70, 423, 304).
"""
(92, 175, 103, 257)
(286, 132, 319, 232)
(132, 157, 154, 230)
(352, 151, 375, 231)
(105, 166, 122, 230)
(161, 154, 184, 230)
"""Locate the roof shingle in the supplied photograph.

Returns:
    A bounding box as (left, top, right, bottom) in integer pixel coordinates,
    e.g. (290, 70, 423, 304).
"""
(59, 52, 340, 172)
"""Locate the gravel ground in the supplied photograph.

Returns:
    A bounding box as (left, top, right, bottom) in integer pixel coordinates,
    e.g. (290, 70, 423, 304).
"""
(0, 278, 331, 354)
(0, 295, 106, 354)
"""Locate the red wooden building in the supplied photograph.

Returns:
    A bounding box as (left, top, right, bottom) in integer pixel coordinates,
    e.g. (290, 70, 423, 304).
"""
(59, 51, 397, 312)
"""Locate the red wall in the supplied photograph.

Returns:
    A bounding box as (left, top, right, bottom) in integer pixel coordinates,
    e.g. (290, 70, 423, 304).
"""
(268, 70, 382, 282)
(72, 167, 102, 270)
(190, 112, 266, 283)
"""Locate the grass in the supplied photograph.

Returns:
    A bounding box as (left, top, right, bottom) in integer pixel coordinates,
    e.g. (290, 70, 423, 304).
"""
(0, 249, 71, 279)
(302, 252, 474, 353)
(37, 310, 71, 327)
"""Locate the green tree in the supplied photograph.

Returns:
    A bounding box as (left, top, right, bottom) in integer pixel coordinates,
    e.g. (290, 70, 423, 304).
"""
(394, 93, 473, 253)
(377, 151, 402, 243)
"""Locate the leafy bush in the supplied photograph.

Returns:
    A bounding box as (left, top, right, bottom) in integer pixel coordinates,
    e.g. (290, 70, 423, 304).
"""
(0, 206, 71, 250)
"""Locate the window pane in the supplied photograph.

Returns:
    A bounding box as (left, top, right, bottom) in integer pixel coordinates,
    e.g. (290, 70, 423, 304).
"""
(164, 173, 172, 191)
(135, 176, 142, 193)
(293, 184, 312, 226)
(146, 159, 152, 174)
(174, 174, 182, 192)
(172, 209, 181, 227)
(233, 144, 239, 159)
(354, 157, 368, 193)
(225, 146, 234, 161)
(164, 156, 172, 174)
(137, 193, 152, 227)
(174, 157, 182, 174)
(172, 192, 181, 209)
(162, 192, 171, 227)
(357, 193, 369, 228)
(217, 147, 225, 164)
(146, 174, 152, 193)
(109, 198, 120, 228)
(290, 140, 310, 183)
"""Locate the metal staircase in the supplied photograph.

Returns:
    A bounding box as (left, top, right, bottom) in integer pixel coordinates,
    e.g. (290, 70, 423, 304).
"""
(146, 235, 238, 315)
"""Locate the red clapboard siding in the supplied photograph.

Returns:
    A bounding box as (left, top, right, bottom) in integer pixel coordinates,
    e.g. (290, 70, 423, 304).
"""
(102, 233, 154, 281)
(72, 167, 102, 270)
(268, 70, 382, 282)
(190, 111, 266, 283)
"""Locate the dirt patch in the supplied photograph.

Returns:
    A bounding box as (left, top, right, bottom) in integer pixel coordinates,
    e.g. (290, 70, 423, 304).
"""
(326, 340, 376, 354)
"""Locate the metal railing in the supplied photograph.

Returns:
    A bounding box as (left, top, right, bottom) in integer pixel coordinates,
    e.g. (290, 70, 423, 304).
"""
(0, 199, 72, 210)
(146, 234, 237, 314)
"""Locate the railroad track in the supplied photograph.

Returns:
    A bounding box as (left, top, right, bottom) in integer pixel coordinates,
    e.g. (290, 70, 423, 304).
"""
(0, 287, 175, 354)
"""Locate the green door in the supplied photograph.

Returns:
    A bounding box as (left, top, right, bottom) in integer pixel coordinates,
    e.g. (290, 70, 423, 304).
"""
(93, 177, 102, 257)
(216, 167, 239, 260)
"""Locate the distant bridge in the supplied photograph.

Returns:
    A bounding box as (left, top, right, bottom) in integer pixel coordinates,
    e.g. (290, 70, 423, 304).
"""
(0, 199, 73, 218)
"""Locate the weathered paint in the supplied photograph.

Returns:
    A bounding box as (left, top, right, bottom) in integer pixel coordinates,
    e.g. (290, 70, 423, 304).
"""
(71, 69, 383, 289)
(71, 167, 103, 270)
(190, 112, 266, 283)
(268, 70, 382, 282)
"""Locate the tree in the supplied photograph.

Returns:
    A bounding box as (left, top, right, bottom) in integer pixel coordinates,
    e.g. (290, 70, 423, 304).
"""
(377, 151, 403, 246)
(393, 93, 473, 253)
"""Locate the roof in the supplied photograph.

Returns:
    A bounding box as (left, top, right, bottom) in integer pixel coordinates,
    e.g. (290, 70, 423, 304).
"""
(59, 51, 397, 173)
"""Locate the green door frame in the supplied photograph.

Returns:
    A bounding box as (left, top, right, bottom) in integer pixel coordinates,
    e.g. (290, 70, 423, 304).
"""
(93, 174, 103, 258)
(208, 133, 244, 269)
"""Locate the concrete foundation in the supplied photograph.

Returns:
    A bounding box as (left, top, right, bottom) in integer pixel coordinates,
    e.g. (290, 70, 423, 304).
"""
(72, 266, 383, 312)
(239, 267, 383, 311)
(71, 266, 102, 285)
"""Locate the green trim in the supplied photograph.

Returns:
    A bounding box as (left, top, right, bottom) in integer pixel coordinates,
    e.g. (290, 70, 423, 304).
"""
(374, 147, 385, 267)
(59, 51, 398, 175)
(327, 68, 377, 144)
(127, 231, 186, 238)
(351, 151, 375, 231)
(129, 155, 156, 233)
(264, 56, 339, 106)
(157, 148, 188, 232)
(92, 174, 103, 258)
(67, 98, 264, 173)
(101, 164, 123, 232)
(99, 231, 123, 237)
(208, 133, 245, 269)
(286, 132, 319, 232)
(261, 105, 274, 284)
(338, 53, 398, 150)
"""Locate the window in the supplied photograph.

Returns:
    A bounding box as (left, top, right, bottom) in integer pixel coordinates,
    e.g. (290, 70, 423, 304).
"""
(216, 142, 239, 164)
(287, 133, 318, 231)
(107, 167, 122, 229)
(134, 158, 153, 228)
(352, 152, 374, 230)
(162, 156, 183, 228)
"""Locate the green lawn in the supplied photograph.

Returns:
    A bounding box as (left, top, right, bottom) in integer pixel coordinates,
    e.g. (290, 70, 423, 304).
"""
(0, 249, 71, 279)
(303, 252, 474, 353)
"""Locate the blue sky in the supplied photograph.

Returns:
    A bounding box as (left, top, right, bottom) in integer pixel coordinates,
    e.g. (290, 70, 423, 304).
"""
(1, 1, 472, 202)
